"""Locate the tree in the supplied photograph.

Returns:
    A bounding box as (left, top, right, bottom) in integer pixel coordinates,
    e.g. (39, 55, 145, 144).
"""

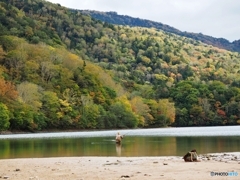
(79, 104, 100, 129)
(0, 103, 10, 131)
(10, 104, 34, 131)
(17, 82, 42, 111)
(170, 81, 199, 109)
(130, 96, 150, 126)
(109, 101, 138, 128)
(5, 48, 27, 80)
(158, 99, 175, 124)
(174, 108, 188, 127)
(189, 104, 204, 125)
(41, 91, 60, 127)
(40, 62, 58, 83)
(0, 46, 6, 61)
(0, 78, 18, 102)
(23, 60, 40, 81)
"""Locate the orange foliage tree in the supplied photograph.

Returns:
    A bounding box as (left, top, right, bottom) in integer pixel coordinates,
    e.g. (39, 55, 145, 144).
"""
(0, 78, 18, 101)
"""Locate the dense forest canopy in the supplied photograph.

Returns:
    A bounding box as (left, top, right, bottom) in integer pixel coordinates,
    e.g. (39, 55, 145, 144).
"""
(0, 0, 240, 132)
(79, 10, 240, 52)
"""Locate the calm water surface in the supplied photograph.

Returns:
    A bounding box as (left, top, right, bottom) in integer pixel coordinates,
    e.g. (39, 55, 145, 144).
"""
(0, 126, 240, 159)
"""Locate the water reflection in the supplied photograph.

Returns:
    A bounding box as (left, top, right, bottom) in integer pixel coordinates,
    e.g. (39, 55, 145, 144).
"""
(116, 143, 122, 156)
(0, 126, 240, 159)
(0, 135, 240, 159)
(176, 136, 240, 155)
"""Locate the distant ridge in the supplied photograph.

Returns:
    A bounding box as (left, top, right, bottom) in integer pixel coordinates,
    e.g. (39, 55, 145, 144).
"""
(79, 10, 240, 52)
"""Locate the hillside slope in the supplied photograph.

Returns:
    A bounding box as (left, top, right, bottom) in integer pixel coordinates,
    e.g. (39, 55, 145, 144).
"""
(0, 0, 240, 132)
(79, 10, 240, 52)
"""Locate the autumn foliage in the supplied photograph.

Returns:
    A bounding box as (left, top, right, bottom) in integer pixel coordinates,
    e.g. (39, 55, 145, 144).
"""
(0, 0, 239, 132)
(0, 78, 18, 101)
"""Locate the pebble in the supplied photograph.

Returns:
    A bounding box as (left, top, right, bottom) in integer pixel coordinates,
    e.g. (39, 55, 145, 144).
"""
(200, 153, 239, 162)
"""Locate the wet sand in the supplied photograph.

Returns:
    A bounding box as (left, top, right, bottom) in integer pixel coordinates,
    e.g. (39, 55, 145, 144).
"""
(0, 153, 239, 180)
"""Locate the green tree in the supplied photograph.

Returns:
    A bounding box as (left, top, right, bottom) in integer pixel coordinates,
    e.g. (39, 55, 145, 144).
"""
(79, 104, 100, 129)
(41, 91, 60, 127)
(10, 104, 34, 131)
(109, 102, 138, 128)
(0, 103, 10, 131)
(174, 108, 188, 127)
(170, 81, 199, 109)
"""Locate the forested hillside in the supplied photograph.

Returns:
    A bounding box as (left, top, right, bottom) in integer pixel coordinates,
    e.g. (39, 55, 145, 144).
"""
(80, 10, 240, 53)
(0, 0, 240, 132)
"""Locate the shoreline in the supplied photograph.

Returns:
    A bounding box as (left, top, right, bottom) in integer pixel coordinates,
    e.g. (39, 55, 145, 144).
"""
(0, 153, 239, 180)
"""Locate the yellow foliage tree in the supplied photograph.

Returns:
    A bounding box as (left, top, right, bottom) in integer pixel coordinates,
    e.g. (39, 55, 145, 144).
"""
(158, 99, 175, 123)
(130, 96, 150, 126)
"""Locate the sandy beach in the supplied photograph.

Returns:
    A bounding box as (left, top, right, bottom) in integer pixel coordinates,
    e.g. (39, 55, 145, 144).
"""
(0, 153, 239, 180)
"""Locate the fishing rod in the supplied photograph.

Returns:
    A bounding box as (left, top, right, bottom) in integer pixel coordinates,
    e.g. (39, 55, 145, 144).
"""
(116, 129, 133, 137)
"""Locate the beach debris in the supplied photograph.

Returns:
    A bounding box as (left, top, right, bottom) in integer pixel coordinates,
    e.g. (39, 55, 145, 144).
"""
(15, 168, 20, 171)
(183, 149, 200, 162)
(104, 162, 119, 166)
(3, 176, 10, 179)
(163, 162, 168, 165)
(121, 175, 130, 179)
(29, 176, 39, 180)
(201, 153, 240, 163)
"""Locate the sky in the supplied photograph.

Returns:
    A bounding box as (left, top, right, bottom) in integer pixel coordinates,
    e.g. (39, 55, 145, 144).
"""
(46, 0, 240, 42)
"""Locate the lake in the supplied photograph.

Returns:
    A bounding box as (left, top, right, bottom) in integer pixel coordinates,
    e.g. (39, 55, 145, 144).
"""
(0, 126, 240, 159)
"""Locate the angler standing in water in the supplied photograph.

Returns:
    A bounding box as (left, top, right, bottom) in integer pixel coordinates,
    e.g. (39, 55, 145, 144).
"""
(115, 132, 123, 144)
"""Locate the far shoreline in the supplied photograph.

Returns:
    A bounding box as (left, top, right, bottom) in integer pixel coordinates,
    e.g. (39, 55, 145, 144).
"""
(1, 125, 239, 135)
